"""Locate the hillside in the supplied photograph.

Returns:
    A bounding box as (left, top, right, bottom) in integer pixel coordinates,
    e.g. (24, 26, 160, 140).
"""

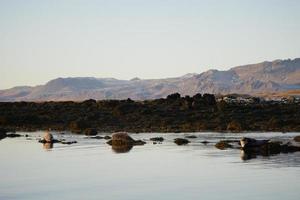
(0, 58, 299, 101)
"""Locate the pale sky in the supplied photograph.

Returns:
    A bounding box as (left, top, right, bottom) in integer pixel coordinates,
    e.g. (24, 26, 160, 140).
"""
(0, 0, 299, 89)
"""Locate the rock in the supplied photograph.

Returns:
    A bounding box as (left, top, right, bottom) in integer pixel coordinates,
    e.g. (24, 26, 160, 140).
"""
(61, 141, 77, 145)
(227, 121, 242, 132)
(104, 135, 111, 140)
(107, 132, 146, 146)
(201, 140, 210, 144)
(43, 132, 53, 143)
(89, 136, 104, 139)
(150, 137, 164, 142)
(215, 141, 233, 150)
(185, 135, 197, 139)
(240, 137, 269, 149)
(84, 128, 97, 136)
(39, 132, 60, 143)
(174, 138, 190, 145)
(6, 133, 22, 138)
(294, 135, 300, 142)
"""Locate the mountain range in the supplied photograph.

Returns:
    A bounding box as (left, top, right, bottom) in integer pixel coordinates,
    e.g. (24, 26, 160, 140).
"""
(1, 58, 300, 101)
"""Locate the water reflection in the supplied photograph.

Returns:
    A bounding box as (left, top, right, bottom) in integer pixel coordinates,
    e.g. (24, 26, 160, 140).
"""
(43, 142, 53, 150)
(111, 144, 133, 153)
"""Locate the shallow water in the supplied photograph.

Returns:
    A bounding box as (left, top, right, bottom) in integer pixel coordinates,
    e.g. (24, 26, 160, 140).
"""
(1, 132, 300, 200)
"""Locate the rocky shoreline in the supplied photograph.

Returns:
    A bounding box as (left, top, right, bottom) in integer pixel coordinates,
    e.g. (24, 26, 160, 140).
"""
(0, 93, 300, 133)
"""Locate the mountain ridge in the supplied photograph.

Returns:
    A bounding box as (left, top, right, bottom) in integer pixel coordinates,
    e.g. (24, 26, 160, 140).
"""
(1, 58, 300, 101)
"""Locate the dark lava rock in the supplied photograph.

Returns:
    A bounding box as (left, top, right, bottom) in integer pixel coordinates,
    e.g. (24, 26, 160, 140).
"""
(174, 138, 190, 145)
(150, 137, 164, 142)
(84, 128, 97, 136)
(185, 135, 197, 139)
(215, 141, 233, 150)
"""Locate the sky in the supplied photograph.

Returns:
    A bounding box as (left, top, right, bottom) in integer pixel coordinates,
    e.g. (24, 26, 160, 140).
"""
(0, 0, 299, 89)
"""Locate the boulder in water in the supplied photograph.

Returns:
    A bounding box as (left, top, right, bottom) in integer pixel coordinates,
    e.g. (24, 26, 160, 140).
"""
(174, 138, 190, 145)
(107, 132, 146, 146)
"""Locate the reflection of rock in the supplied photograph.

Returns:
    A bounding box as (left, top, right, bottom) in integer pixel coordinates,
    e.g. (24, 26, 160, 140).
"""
(174, 138, 190, 145)
(43, 142, 53, 150)
(107, 132, 146, 146)
(239, 137, 300, 160)
(240, 150, 257, 160)
(112, 144, 133, 153)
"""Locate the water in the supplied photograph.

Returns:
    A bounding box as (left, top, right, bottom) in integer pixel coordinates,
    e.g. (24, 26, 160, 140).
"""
(1, 132, 300, 200)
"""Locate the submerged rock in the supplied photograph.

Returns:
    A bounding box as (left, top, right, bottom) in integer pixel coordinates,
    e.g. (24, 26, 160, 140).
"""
(174, 138, 190, 145)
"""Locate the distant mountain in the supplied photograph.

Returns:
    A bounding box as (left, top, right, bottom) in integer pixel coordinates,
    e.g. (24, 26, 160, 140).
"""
(1, 58, 300, 101)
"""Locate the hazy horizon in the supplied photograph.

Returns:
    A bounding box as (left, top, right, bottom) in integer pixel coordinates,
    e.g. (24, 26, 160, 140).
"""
(1, 0, 300, 89)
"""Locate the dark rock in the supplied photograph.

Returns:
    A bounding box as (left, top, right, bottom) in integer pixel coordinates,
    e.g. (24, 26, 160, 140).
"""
(294, 135, 300, 142)
(107, 132, 146, 146)
(89, 136, 104, 139)
(6, 133, 22, 138)
(150, 137, 164, 142)
(84, 128, 97, 136)
(185, 135, 197, 139)
(104, 135, 111, 140)
(0, 128, 7, 140)
(201, 140, 210, 144)
(240, 137, 269, 149)
(174, 138, 190, 145)
(39, 139, 60, 144)
(215, 141, 233, 150)
(61, 141, 77, 145)
(227, 121, 242, 132)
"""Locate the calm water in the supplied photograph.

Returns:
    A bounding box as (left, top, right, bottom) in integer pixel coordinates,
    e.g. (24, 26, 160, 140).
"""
(1, 132, 300, 200)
